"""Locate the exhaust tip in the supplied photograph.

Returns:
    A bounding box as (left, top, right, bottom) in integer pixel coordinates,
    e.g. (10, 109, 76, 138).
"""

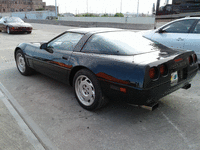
(182, 83, 191, 90)
(129, 102, 159, 111)
(140, 102, 159, 111)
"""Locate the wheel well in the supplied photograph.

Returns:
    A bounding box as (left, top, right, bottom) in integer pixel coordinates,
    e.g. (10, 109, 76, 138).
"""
(69, 66, 92, 86)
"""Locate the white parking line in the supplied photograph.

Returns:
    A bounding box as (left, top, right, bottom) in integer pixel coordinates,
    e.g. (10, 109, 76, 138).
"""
(161, 112, 193, 149)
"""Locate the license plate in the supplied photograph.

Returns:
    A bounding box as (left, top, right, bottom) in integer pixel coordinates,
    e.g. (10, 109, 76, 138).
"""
(171, 71, 178, 86)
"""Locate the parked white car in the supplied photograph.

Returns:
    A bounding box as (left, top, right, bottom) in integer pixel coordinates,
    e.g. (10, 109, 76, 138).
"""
(143, 17, 200, 63)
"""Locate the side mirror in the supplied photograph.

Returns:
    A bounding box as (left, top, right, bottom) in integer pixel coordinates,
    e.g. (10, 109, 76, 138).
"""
(158, 29, 165, 33)
(40, 43, 48, 49)
(40, 43, 53, 53)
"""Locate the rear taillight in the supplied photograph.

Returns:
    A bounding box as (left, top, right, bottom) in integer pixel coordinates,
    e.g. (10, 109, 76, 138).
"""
(188, 55, 193, 65)
(193, 54, 197, 63)
(149, 67, 158, 79)
(159, 64, 168, 76)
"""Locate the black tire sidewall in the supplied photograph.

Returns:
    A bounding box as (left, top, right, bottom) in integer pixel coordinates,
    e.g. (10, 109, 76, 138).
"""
(73, 69, 103, 110)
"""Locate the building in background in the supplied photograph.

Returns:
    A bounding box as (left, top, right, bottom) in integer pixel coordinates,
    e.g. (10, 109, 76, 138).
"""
(0, 0, 58, 13)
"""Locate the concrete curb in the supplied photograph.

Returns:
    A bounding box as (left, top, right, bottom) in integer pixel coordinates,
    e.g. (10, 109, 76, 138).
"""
(0, 82, 57, 150)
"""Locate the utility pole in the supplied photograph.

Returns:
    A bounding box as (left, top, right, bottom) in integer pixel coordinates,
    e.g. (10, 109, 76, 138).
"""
(55, 0, 58, 17)
(87, 0, 88, 13)
(120, 0, 122, 13)
(137, 0, 139, 17)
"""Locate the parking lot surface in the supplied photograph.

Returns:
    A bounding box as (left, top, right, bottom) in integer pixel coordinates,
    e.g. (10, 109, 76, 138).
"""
(0, 23, 200, 150)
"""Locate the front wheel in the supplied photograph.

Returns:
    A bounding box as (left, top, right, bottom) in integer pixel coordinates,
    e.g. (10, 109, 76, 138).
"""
(15, 49, 34, 76)
(73, 69, 107, 110)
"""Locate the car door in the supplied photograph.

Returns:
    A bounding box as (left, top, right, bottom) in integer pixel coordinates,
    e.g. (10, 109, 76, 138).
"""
(32, 32, 84, 83)
(151, 19, 196, 50)
(184, 20, 200, 60)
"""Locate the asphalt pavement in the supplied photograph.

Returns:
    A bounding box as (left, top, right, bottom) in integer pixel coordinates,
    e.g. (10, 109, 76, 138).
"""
(0, 23, 200, 150)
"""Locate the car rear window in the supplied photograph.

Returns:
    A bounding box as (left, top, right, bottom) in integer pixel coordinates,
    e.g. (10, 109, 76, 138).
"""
(81, 31, 159, 55)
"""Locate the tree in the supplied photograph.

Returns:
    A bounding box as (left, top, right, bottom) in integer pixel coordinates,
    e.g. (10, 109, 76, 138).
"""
(35, 8, 45, 11)
(101, 13, 109, 17)
(114, 13, 124, 17)
(75, 13, 99, 17)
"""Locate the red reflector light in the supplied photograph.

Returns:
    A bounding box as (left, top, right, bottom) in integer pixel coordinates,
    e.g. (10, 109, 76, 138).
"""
(160, 65, 165, 75)
(188, 55, 193, 65)
(120, 87, 126, 93)
(149, 67, 156, 79)
(174, 58, 183, 62)
(193, 54, 197, 63)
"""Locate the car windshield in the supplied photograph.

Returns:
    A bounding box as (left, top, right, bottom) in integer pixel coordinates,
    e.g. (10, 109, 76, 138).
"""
(6, 17, 24, 23)
(82, 31, 159, 55)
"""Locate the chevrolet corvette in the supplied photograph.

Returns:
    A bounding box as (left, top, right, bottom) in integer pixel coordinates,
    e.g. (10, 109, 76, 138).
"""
(14, 28, 199, 110)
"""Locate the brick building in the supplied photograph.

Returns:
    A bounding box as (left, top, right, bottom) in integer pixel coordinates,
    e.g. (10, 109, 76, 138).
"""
(0, 0, 57, 12)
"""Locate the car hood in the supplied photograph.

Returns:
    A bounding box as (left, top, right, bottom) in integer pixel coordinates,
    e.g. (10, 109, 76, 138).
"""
(142, 30, 155, 40)
(7, 22, 32, 28)
(30, 42, 47, 47)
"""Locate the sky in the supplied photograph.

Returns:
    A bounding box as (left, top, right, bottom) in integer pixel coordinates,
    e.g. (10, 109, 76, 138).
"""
(43, 0, 172, 14)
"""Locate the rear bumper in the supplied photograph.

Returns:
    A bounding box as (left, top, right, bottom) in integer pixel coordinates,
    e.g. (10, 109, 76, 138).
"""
(99, 68, 198, 105)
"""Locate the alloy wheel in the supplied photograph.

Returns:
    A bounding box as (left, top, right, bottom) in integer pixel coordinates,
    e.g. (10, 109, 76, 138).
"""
(75, 75, 95, 106)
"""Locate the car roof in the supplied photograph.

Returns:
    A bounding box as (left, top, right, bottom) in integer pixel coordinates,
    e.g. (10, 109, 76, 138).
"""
(67, 27, 123, 34)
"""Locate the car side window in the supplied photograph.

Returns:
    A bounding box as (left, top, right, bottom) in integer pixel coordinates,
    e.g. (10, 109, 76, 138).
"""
(193, 21, 200, 34)
(48, 32, 83, 51)
(162, 19, 195, 33)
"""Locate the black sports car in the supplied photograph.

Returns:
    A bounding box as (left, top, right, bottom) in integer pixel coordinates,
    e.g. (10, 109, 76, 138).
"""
(14, 28, 199, 110)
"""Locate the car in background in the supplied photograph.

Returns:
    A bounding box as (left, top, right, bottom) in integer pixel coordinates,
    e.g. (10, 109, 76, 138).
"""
(143, 17, 200, 63)
(14, 28, 198, 110)
(0, 16, 32, 34)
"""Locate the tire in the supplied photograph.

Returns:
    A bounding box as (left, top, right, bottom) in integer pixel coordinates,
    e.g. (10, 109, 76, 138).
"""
(7, 26, 11, 34)
(15, 49, 34, 76)
(27, 31, 32, 34)
(73, 69, 108, 110)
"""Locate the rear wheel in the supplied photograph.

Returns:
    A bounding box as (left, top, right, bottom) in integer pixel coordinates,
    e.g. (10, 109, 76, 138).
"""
(73, 69, 108, 110)
(27, 31, 32, 34)
(15, 49, 34, 76)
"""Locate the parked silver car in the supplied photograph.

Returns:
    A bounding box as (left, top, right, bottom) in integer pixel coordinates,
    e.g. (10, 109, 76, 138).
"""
(143, 17, 200, 63)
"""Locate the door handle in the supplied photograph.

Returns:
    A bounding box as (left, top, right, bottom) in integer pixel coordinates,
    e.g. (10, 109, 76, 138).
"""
(62, 56, 68, 60)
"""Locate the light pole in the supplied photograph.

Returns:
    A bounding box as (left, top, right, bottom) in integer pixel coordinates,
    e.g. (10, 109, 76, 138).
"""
(137, 0, 139, 17)
(87, 0, 88, 13)
(120, 0, 122, 13)
(55, 0, 58, 18)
